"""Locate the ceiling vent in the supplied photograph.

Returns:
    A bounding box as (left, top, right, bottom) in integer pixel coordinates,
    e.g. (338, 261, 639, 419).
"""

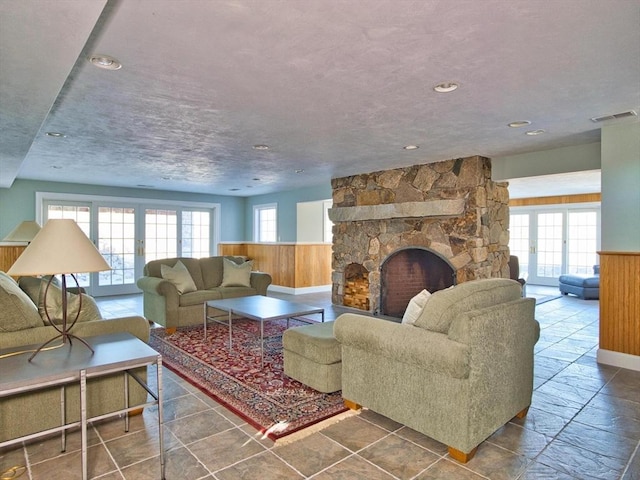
(590, 110, 637, 123)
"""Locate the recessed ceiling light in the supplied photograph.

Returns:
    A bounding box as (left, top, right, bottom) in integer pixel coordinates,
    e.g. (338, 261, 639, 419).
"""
(253, 144, 269, 150)
(508, 121, 531, 128)
(252, 178, 260, 181)
(403, 145, 419, 150)
(51, 165, 62, 169)
(229, 188, 240, 191)
(88, 54, 122, 70)
(295, 169, 305, 174)
(525, 129, 546, 136)
(45, 132, 65, 137)
(433, 82, 459, 93)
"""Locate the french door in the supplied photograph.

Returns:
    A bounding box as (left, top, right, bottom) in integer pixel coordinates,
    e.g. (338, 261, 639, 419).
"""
(509, 207, 600, 286)
(43, 200, 214, 296)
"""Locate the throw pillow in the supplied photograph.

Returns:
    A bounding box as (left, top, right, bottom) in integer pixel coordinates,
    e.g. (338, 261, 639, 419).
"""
(221, 258, 253, 287)
(18, 275, 60, 305)
(0, 271, 42, 331)
(38, 280, 103, 326)
(401, 289, 431, 325)
(160, 260, 197, 294)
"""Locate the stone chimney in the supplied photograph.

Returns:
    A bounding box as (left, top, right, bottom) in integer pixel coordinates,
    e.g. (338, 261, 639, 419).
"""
(329, 156, 510, 315)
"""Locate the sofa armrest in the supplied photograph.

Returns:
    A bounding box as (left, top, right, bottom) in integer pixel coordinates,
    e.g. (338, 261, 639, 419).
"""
(0, 316, 150, 351)
(136, 276, 179, 298)
(334, 313, 469, 379)
(250, 272, 272, 296)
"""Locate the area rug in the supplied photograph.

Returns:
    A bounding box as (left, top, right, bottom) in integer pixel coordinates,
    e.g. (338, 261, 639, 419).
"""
(149, 318, 347, 441)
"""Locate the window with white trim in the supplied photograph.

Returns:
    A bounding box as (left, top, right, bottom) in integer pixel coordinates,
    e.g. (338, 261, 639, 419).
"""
(254, 203, 277, 242)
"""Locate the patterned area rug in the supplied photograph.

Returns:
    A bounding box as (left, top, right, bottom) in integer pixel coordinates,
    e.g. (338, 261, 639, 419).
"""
(149, 318, 347, 441)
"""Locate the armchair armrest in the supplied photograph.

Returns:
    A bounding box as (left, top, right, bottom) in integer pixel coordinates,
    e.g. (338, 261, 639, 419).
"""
(334, 313, 470, 379)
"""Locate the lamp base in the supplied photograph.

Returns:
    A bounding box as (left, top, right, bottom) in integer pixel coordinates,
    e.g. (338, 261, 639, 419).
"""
(28, 331, 95, 362)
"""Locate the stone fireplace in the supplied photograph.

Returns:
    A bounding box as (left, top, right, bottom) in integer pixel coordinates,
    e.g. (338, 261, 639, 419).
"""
(329, 156, 510, 316)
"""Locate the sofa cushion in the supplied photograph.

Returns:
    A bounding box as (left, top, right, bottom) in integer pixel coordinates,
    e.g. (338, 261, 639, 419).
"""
(161, 260, 198, 294)
(221, 258, 253, 287)
(0, 271, 42, 331)
(179, 289, 223, 307)
(401, 289, 431, 325)
(38, 281, 102, 325)
(414, 278, 522, 334)
(200, 256, 225, 289)
(18, 275, 59, 305)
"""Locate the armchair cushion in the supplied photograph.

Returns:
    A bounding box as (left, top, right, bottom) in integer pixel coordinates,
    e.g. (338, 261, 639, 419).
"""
(0, 272, 41, 332)
(414, 278, 521, 333)
(161, 260, 197, 294)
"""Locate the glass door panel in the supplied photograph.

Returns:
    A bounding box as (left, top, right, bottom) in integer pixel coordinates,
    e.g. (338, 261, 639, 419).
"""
(95, 206, 138, 295)
(532, 212, 564, 285)
(509, 213, 530, 275)
(145, 209, 178, 263)
(567, 210, 598, 275)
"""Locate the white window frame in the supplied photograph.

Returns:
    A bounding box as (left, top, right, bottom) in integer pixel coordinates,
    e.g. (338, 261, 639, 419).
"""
(253, 203, 278, 243)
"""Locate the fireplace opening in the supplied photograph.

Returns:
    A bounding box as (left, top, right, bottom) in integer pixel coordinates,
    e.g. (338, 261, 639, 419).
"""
(380, 248, 456, 318)
(343, 263, 370, 311)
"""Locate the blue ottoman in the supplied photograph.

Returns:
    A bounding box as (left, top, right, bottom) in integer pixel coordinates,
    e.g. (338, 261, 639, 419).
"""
(558, 274, 600, 299)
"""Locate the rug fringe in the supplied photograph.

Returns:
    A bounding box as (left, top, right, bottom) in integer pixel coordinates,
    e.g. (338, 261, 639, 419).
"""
(273, 409, 361, 446)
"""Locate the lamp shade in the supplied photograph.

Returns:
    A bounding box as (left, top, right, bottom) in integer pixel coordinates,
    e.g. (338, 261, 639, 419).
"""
(2, 220, 41, 242)
(7, 219, 110, 276)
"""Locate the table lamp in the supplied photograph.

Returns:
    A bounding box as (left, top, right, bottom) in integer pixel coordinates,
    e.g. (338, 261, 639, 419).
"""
(7, 219, 111, 360)
(2, 220, 41, 242)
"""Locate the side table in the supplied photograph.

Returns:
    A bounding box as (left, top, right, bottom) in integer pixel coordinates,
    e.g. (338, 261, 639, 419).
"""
(0, 332, 165, 480)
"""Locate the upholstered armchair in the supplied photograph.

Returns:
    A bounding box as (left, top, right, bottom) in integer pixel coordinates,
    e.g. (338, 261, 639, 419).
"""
(334, 278, 539, 463)
(509, 255, 527, 296)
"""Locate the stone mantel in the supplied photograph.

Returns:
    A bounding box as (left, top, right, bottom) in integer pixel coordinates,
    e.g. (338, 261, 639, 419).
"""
(328, 199, 465, 222)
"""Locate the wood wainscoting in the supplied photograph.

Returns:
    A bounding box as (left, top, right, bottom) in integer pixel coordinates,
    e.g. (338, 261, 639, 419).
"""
(598, 251, 640, 360)
(0, 244, 27, 277)
(219, 243, 331, 289)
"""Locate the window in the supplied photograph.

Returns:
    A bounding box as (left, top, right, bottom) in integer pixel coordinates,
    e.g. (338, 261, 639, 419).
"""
(145, 209, 178, 262)
(254, 204, 277, 242)
(323, 200, 333, 243)
(182, 210, 211, 258)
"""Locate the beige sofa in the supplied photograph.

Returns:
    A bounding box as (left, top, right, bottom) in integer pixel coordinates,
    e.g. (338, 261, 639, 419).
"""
(136, 256, 272, 331)
(334, 278, 539, 463)
(0, 272, 150, 444)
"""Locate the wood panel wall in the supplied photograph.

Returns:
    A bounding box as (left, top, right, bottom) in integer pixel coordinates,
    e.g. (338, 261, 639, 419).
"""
(509, 193, 601, 207)
(0, 245, 27, 276)
(598, 251, 640, 356)
(219, 243, 332, 288)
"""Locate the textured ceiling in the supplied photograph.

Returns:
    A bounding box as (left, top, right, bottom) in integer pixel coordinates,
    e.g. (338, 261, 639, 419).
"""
(1, 0, 638, 197)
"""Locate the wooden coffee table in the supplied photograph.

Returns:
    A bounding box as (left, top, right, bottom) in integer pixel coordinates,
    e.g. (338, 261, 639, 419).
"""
(204, 295, 324, 367)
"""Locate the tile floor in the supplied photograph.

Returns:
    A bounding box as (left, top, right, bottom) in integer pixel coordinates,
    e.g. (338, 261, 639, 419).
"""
(2, 287, 639, 479)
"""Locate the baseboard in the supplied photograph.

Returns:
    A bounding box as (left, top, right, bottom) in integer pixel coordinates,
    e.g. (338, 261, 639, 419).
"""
(268, 284, 331, 295)
(597, 349, 640, 371)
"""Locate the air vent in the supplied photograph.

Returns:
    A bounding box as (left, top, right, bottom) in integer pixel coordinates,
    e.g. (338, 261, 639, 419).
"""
(590, 110, 637, 123)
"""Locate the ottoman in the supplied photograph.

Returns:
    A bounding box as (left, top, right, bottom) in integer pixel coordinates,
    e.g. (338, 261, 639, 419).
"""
(283, 321, 341, 393)
(558, 274, 600, 299)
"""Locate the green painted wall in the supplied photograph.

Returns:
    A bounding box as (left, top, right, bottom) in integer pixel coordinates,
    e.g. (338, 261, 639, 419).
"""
(0, 180, 246, 240)
(0, 179, 333, 243)
(601, 122, 640, 251)
(244, 183, 332, 242)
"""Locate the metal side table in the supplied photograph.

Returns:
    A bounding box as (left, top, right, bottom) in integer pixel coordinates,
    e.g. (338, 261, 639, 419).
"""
(0, 332, 165, 480)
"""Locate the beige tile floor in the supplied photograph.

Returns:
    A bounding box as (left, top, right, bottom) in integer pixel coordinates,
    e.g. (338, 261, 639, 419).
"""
(2, 287, 639, 479)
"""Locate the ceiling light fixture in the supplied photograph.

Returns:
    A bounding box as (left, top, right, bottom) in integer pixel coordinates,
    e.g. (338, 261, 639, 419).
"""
(525, 129, 546, 136)
(403, 145, 419, 150)
(88, 54, 122, 70)
(508, 121, 531, 128)
(295, 169, 305, 174)
(45, 132, 65, 137)
(253, 144, 269, 150)
(229, 188, 240, 191)
(433, 82, 459, 93)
